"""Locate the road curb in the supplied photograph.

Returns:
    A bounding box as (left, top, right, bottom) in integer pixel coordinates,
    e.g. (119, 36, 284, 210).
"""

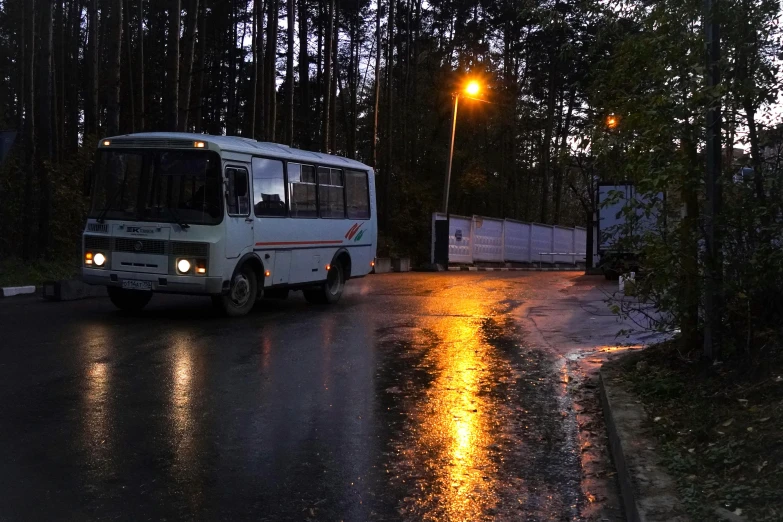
(0, 285, 37, 298)
(599, 367, 690, 522)
(448, 266, 583, 272)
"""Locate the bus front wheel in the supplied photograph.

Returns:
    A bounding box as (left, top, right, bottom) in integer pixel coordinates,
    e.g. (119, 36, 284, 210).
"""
(108, 287, 153, 312)
(304, 261, 345, 305)
(213, 264, 258, 316)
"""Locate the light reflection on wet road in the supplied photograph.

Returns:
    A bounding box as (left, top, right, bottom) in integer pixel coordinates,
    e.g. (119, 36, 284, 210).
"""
(0, 272, 631, 521)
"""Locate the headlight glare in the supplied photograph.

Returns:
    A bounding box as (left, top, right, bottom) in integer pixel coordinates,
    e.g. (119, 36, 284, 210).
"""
(93, 252, 106, 267)
(177, 259, 192, 273)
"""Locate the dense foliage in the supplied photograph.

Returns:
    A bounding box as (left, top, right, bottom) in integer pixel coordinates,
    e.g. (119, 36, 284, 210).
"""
(591, 0, 783, 355)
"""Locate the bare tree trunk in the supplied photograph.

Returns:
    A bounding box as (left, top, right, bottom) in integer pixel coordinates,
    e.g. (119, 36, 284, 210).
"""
(106, 0, 123, 136)
(744, 101, 766, 204)
(86, 0, 99, 137)
(370, 0, 381, 168)
(265, 0, 279, 140)
(193, 0, 207, 132)
(54, 0, 64, 161)
(226, 0, 238, 135)
(22, 0, 36, 260)
(17, 0, 25, 130)
(124, 0, 136, 133)
(348, 1, 358, 159)
(381, 0, 393, 231)
(315, 0, 322, 142)
(166, 0, 180, 131)
(328, 5, 337, 154)
(37, 0, 54, 257)
(553, 85, 575, 224)
(137, 0, 145, 130)
(178, 0, 199, 131)
(285, 0, 295, 145)
(250, 0, 258, 137)
(66, 0, 82, 151)
(539, 69, 556, 223)
(321, 0, 334, 152)
(298, 0, 309, 148)
(256, 0, 266, 139)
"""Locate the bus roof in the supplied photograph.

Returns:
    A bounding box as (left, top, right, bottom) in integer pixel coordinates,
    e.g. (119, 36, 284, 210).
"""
(99, 132, 373, 171)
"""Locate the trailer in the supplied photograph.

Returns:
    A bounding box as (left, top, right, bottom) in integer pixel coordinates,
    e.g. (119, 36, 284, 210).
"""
(597, 183, 661, 280)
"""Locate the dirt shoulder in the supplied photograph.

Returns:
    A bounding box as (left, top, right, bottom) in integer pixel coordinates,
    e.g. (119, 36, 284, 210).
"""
(608, 341, 783, 521)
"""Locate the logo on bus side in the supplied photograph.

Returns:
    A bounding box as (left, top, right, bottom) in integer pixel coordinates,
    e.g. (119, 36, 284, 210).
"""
(345, 223, 365, 242)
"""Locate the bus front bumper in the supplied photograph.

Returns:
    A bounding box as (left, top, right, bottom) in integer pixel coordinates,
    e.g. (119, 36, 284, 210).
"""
(83, 268, 224, 295)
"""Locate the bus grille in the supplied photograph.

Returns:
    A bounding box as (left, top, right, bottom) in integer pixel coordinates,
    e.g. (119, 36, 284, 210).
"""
(114, 238, 167, 255)
(84, 235, 112, 250)
(170, 242, 209, 257)
(86, 223, 108, 233)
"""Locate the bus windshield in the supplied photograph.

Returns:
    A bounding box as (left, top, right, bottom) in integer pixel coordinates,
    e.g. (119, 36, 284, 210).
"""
(89, 149, 223, 225)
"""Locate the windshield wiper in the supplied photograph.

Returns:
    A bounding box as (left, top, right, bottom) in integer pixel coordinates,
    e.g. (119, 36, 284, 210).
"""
(167, 206, 190, 230)
(96, 187, 123, 223)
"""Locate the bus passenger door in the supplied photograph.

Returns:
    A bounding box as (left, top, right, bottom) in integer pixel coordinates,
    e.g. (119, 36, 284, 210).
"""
(224, 166, 254, 259)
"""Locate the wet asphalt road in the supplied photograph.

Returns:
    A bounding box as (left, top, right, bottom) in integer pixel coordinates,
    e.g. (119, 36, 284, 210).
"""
(0, 272, 634, 521)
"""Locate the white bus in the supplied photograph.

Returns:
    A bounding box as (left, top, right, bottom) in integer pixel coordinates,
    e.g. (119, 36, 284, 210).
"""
(82, 133, 377, 316)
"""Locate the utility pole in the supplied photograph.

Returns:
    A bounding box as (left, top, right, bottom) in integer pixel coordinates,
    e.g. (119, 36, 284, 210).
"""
(703, 0, 722, 360)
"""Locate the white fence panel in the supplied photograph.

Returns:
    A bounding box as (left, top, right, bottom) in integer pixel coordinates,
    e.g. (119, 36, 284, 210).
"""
(503, 220, 531, 262)
(531, 224, 554, 264)
(553, 227, 575, 263)
(448, 214, 473, 264)
(472, 216, 504, 262)
(574, 227, 587, 264)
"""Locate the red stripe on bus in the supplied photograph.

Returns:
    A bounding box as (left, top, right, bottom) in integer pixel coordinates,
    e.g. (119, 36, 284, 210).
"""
(345, 223, 360, 239)
(255, 240, 344, 246)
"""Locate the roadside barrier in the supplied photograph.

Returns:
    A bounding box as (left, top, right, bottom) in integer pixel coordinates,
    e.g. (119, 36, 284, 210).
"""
(431, 212, 587, 265)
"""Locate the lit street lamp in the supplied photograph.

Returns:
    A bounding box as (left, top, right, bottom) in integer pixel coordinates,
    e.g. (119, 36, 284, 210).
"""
(443, 80, 482, 215)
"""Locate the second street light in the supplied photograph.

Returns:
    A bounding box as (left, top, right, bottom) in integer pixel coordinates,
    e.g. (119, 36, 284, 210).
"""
(443, 80, 482, 216)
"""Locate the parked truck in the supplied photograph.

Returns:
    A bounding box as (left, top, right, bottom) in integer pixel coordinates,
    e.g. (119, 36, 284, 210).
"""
(596, 183, 662, 280)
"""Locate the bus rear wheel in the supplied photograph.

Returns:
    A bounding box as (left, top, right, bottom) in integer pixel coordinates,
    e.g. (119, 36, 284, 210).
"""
(304, 261, 345, 305)
(108, 287, 153, 312)
(213, 264, 258, 316)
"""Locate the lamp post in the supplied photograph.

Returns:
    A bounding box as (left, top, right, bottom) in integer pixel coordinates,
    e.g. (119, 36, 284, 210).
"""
(443, 80, 481, 215)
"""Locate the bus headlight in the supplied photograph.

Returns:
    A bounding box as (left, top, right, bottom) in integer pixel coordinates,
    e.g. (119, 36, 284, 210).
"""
(177, 259, 192, 274)
(93, 252, 106, 267)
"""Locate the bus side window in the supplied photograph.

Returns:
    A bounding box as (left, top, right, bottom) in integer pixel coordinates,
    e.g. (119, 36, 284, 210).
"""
(318, 167, 345, 219)
(289, 163, 318, 218)
(226, 167, 250, 216)
(345, 170, 370, 219)
(252, 158, 286, 217)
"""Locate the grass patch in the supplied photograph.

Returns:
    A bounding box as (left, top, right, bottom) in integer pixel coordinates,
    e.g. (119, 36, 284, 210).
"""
(610, 340, 783, 521)
(0, 256, 80, 287)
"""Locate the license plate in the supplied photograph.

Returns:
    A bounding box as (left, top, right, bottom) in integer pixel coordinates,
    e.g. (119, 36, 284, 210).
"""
(121, 280, 152, 291)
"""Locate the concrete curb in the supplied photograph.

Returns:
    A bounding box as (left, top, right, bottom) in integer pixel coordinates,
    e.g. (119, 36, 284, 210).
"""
(448, 266, 583, 272)
(599, 367, 690, 522)
(0, 286, 37, 298)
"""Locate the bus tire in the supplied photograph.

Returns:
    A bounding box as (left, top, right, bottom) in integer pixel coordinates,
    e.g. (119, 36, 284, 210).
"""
(108, 287, 152, 312)
(304, 260, 345, 305)
(214, 264, 258, 316)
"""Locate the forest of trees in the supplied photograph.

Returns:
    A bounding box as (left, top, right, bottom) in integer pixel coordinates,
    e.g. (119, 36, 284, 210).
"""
(2, 0, 783, 355)
(0, 0, 613, 262)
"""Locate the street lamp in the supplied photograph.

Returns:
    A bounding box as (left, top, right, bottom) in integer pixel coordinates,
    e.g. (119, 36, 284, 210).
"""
(605, 113, 619, 130)
(443, 80, 482, 215)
